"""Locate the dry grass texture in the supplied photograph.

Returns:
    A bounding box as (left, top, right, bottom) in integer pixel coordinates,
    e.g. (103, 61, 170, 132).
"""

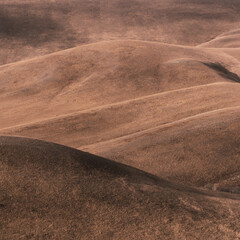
(1, 0, 240, 239)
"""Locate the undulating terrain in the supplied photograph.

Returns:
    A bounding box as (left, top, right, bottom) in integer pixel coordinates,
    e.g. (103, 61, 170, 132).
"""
(0, 0, 240, 239)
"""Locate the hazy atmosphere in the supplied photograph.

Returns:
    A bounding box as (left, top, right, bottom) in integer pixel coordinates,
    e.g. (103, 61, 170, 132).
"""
(1, 0, 240, 239)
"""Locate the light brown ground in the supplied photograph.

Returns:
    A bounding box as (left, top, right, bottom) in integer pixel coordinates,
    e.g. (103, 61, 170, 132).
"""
(1, 0, 240, 239)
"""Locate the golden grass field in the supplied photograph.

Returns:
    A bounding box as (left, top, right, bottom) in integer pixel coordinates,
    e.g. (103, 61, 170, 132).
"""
(1, 0, 240, 239)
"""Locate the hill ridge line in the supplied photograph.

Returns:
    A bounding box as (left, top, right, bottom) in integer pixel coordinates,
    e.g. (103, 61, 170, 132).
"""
(0, 81, 231, 132)
(79, 105, 240, 150)
(0, 39, 202, 69)
(198, 35, 240, 48)
(196, 28, 240, 47)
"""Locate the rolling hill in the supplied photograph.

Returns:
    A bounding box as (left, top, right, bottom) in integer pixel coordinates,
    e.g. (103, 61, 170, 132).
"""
(1, 136, 240, 239)
(0, 0, 240, 65)
(1, 0, 240, 239)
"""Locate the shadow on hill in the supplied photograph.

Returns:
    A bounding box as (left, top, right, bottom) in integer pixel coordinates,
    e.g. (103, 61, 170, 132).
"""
(0, 136, 239, 200)
(203, 62, 240, 83)
(0, 5, 62, 45)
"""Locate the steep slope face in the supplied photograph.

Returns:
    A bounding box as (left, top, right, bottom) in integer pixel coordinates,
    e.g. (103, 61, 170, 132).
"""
(1, 136, 240, 239)
(84, 107, 240, 189)
(0, 40, 239, 130)
(0, 0, 240, 64)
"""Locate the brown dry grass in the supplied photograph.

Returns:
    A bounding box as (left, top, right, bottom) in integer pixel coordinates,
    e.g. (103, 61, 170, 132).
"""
(1, 136, 240, 239)
(1, 0, 240, 239)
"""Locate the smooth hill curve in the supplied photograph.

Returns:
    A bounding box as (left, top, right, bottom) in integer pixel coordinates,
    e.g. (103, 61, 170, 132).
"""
(1, 40, 239, 130)
(1, 136, 240, 239)
(1, 82, 240, 149)
(222, 48, 240, 63)
(198, 34, 240, 48)
(84, 106, 240, 189)
(1, 1, 240, 238)
(1, 0, 240, 65)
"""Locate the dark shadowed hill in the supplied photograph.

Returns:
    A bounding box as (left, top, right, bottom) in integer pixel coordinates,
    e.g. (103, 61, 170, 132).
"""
(1, 136, 240, 239)
(0, 0, 240, 64)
